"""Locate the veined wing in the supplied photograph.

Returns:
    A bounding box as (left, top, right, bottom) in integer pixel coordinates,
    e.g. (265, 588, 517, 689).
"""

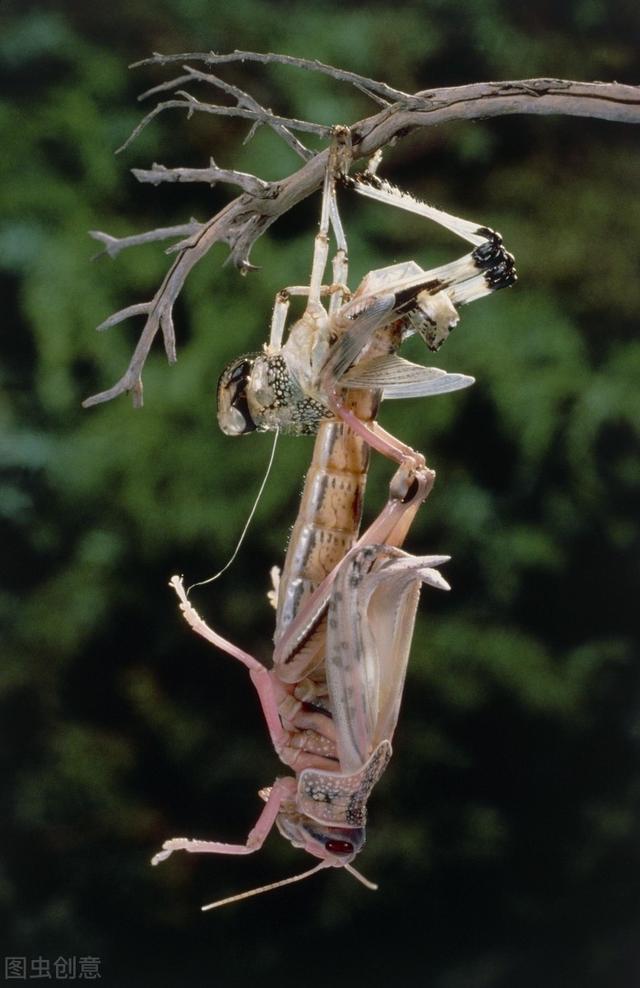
(326, 545, 450, 774)
(341, 354, 475, 399)
(321, 294, 397, 384)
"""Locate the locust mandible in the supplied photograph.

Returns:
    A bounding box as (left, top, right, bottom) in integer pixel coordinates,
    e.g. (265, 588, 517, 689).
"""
(152, 130, 516, 908)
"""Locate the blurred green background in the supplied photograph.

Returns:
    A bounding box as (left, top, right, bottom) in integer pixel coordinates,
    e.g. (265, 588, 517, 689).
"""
(1, 1, 639, 986)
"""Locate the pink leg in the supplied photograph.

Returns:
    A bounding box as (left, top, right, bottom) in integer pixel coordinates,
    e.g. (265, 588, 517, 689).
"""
(327, 388, 425, 469)
(151, 777, 296, 864)
(170, 576, 286, 751)
(354, 459, 434, 549)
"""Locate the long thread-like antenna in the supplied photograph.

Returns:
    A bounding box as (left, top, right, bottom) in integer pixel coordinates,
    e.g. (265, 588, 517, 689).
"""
(187, 430, 279, 595)
(344, 862, 378, 890)
(201, 860, 329, 911)
(200, 859, 379, 911)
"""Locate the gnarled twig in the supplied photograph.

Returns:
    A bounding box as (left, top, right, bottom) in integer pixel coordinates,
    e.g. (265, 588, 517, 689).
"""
(90, 221, 205, 260)
(131, 49, 410, 104)
(131, 160, 275, 197)
(116, 92, 332, 156)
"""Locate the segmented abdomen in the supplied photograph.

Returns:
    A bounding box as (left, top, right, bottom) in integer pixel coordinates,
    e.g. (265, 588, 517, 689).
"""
(274, 386, 379, 639)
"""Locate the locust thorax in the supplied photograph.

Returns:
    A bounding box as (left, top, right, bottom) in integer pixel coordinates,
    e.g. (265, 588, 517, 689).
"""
(276, 810, 365, 865)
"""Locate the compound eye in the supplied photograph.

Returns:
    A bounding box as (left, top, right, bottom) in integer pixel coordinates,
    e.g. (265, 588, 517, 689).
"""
(324, 839, 354, 856)
(217, 354, 258, 436)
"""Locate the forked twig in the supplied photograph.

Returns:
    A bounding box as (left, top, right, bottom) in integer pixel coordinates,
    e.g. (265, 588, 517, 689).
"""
(131, 49, 410, 103)
(85, 54, 640, 409)
(116, 92, 332, 155)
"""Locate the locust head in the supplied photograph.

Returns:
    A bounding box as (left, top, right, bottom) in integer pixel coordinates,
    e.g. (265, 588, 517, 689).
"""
(217, 351, 329, 437)
(198, 815, 374, 911)
(276, 811, 366, 868)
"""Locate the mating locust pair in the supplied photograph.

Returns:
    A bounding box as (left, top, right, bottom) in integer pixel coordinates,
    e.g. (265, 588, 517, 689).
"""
(151, 130, 516, 908)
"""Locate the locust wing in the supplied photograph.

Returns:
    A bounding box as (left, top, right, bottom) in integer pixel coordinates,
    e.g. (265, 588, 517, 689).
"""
(322, 292, 474, 399)
(326, 545, 450, 774)
(321, 294, 397, 384)
(341, 354, 474, 399)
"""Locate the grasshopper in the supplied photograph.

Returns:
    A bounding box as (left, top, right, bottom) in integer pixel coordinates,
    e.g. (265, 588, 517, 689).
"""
(152, 131, 516, 907)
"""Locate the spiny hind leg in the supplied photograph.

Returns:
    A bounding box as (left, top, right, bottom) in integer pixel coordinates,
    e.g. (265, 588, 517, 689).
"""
(344, 170, 516, 298)
(346, 167, 504, 248)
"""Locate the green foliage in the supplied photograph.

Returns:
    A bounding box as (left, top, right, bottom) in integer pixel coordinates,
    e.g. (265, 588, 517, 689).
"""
(1, 3, 639, 987)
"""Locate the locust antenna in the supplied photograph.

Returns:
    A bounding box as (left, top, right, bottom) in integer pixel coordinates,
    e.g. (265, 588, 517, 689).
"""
(344, 862, 378, 890)
(187, 430, 279, 596)
(201, 860, 329, 911)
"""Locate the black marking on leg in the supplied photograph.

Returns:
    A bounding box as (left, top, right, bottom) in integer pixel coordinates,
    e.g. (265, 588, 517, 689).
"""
(402, 477, 420, 503)
(472, 230, 504, 268)
(472, 232, 517, 290)
(485, 256, 517, 289)
(342, 172, 383, 192)
(301, 700, 333, 718)
(393, 279, 444, 315)
(475, 225, 499, 241)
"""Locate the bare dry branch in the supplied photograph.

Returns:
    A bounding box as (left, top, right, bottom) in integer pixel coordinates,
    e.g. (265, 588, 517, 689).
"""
(116, 92, 331, 155)
(96, 302, 152, 331)
(131, 49, 410, 103)
(90, 221, 204, 259)
(138, 64, 313, 160)
(84, 199, 254, 407)
(85, 64, 640, 410)
(132, 160, 274, 197)
(139, 64, 257, 108)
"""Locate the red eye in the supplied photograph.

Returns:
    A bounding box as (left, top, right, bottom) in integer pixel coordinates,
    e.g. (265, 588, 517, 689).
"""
(325, 839, 353, 855)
